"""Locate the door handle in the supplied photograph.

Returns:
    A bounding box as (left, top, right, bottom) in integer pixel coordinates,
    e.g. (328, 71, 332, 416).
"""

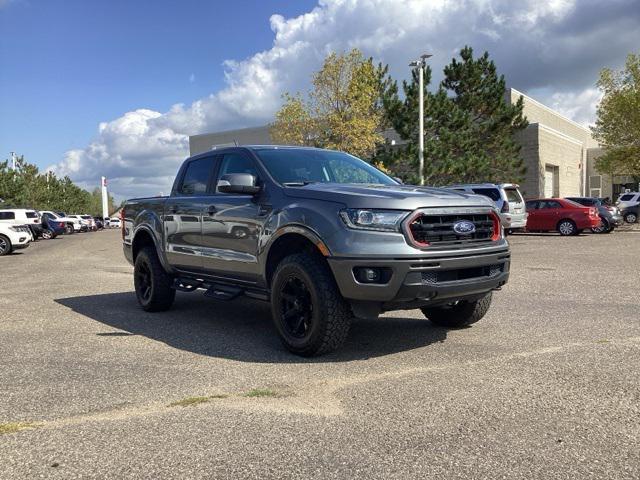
(207, 205, 217, 215)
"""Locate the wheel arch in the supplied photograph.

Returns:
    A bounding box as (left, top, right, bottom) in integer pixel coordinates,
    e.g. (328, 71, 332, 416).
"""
(263, 226, 331, 288)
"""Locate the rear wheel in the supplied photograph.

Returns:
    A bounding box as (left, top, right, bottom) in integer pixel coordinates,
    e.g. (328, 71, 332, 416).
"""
(624, 212, 637, 224)
(0, 235, 12, 256)
(421, 293, 492, 328)
(557, 219, 577, 236)
(271, 253, 352, 356)
(591, 217, 610, 234)
(41, 229, 53, 240)
(65, 224, 74, 234)
(134, 246, 175, 312)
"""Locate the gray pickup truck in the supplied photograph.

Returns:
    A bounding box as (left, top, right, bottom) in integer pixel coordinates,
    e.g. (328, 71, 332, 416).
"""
(123, 146, 510, 356)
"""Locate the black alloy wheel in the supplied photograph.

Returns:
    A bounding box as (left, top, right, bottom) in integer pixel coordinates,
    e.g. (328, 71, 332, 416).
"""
(135, 260, 153, 303)
(279, 275, 313, 339)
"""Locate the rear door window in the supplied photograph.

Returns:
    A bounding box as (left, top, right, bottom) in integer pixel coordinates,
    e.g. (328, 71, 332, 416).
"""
(179, 157, 216, 195)
(540, 200, 562, 209)
(620, 194, 635, 201)
(471, 188, 501, 202)
(525, 201, 538, 210)
(26, 211, 38, 218)
(504, 188, 523, 203)
(0, 212, 16, 220)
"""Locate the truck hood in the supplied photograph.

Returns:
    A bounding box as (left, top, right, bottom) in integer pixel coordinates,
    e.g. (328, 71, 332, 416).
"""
(283, 183, 495, 210)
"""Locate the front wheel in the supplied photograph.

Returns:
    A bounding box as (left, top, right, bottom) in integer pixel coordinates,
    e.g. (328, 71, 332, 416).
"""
(65, 224, 74, 234)
(0, 235, 12, 256)
(134, 246, 175, 312)
(624, 212, 637, 224)
(421, 293, 492, 328)
(557, 219, 577, 236)
(271, 253, 352, 356)
(41, 229, 53, 240)
(591, 218, 610, 234)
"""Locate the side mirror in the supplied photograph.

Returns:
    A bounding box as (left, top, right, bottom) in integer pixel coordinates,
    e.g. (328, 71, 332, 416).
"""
(217, 173, 260, 195)
(393, 177, 404, 185)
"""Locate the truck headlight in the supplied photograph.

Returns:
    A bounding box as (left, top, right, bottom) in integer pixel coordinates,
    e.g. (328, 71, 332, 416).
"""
(339, 209, 409, 232)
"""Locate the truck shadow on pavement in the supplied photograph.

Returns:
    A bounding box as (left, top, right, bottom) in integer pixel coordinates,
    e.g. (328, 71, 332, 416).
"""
(55, 292, 448, 363)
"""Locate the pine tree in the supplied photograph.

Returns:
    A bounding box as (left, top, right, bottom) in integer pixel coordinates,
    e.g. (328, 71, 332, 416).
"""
(375, 46, 528, 185)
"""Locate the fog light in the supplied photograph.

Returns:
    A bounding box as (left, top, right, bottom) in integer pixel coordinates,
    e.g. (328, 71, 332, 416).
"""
(363, 268, 381, 283)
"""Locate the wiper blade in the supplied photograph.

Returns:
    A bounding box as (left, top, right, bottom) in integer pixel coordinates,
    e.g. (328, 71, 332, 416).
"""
(282, 181, 316, 186)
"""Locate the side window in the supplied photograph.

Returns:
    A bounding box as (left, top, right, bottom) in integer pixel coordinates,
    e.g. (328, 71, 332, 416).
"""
(540, 200, 561, 209)
(217, 153, 259, 192)
(179, 157, 216, 195)
(619, 194, 634, 201)
(525, 201, 538, 210)
(0, 212, 16, 220)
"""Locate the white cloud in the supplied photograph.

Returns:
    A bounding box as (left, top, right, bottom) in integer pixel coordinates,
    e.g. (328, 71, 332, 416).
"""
(50, 0, 639, 198)
(548, 87, 603, 127)
(189, 73, 195, 83)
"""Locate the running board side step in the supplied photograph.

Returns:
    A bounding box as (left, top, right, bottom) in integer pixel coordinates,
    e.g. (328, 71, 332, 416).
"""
(204, 284, 243, 301)
(173, 279, 202, 292)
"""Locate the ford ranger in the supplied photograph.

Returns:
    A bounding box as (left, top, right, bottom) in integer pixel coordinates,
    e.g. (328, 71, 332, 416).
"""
(122, 146, 510, 356)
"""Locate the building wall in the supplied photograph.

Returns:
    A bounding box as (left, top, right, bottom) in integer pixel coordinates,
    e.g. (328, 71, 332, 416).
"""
(190, 126, 272, 155)
(508, 88, 594, 198)
(513, 124, 540, 198)
(537, 124, 583, 197)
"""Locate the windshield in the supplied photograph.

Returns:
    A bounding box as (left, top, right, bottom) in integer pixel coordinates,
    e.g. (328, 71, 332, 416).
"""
(255, 148, 397, 186)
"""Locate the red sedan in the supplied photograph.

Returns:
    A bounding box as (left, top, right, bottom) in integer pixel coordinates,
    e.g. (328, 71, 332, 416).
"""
(525, 198, 601, 235)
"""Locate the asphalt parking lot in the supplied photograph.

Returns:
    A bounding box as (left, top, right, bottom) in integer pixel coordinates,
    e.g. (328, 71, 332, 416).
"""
(1, 229, 639, 479)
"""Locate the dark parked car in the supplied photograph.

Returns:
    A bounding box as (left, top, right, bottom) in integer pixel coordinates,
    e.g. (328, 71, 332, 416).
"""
(620, 204, 638, 224)
(123, 146, 511, 356)
(525, 198, 601, 235)
(41, 213, 66, 238)
(565, 197, 623, 233)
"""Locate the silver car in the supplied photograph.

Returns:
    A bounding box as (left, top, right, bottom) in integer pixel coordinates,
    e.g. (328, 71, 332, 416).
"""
(445, 183, 527, 233)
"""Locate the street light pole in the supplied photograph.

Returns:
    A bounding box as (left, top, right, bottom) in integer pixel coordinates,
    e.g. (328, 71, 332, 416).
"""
(409, 54, 432, 185)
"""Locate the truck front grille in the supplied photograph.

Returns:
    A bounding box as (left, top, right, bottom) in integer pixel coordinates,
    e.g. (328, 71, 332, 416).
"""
(407, 212, 496, 247)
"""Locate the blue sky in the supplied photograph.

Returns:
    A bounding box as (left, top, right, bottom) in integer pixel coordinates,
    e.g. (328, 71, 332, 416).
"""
(1, 0, 638, 199)
(0, 0, 315, 170)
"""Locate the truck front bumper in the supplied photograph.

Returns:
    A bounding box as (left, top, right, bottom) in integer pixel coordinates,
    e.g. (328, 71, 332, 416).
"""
(327, 249, 510, 308)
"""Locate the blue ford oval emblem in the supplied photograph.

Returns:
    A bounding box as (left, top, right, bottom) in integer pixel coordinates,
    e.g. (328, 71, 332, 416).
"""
(453, 220, 476, 235)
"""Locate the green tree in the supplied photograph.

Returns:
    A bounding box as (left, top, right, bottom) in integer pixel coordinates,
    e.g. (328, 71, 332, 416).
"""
(592, 52, 640, 178)
(376, 46, 528, 185)
(0, 155, 101, 214)
(270, 49, 387, 158)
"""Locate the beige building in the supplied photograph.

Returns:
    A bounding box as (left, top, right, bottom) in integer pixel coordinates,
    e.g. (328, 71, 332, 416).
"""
(506, 88, 597, 199)
(190, 88, 634, 199)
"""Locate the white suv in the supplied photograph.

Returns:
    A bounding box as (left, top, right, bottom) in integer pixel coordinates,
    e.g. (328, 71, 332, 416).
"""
(444, 183, 527, 233)
(0, 209, 43, 239)
(0, 223, 31, 255)
(616, 192, 640, 210)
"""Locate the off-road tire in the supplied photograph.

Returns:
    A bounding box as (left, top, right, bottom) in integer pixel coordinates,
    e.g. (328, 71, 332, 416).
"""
(557, 219, 577, 236)
(0, 234, 12, 256)
(134, 246, 175, 312)
(624, 212, 637, 224)
(421, 292, 492, 328)
(271, 253, 352, 356)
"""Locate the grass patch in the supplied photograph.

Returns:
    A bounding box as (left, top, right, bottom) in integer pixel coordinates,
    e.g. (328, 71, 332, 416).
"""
(0, 422, 38, 435)
(168, 394, 228, 407)
(244, 388, 278, 398)
(168, 396, 211, 408)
